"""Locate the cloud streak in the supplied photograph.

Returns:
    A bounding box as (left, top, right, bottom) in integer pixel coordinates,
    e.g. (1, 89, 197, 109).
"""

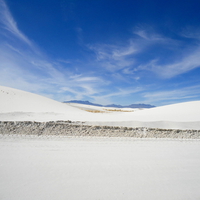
(90, 87, 144, 105)
(0, 0, 108, 102)
(0, 0, 200, 105)
(0, 42, 107, 101)
(140, 48, 200, 78)
(131, 27, 200, 78)
(143, 85, 200, 105)
(0, 0, 33, 48)
(88, 27, 191, 79)
(88, 41, 138, 72)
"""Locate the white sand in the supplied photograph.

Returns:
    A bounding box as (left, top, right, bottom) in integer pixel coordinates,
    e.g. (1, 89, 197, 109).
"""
(0, 136, 200, 200)
(1, 86, 200, 199)
(1, 85, 200, 129)
(67, 102, 137, 112)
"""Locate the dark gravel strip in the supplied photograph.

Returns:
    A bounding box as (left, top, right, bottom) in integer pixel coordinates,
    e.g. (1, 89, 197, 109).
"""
(0, 121, 200, 139)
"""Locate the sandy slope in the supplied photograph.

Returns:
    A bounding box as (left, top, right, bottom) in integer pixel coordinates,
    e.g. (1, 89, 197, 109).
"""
(0, 85, 200, 129)
(0, 86, 83, 113)
(0, 85, 92, 121)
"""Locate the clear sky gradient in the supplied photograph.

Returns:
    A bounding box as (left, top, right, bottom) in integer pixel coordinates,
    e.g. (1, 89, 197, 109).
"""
(1, 0, 200, 106)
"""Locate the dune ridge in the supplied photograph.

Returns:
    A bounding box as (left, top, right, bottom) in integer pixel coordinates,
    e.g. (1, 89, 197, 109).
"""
(1, 85, 200, 130)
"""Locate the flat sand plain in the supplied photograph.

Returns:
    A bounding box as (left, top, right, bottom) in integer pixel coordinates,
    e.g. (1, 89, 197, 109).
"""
(1, 135, 200, 200)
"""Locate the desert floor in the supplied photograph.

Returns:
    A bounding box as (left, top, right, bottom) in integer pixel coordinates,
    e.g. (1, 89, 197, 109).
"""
(1, 135, 200, 200)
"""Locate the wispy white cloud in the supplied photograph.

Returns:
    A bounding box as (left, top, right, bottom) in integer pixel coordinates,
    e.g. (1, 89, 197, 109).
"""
(57, 59, 72, 64)
(143, 85, 200, 105)
(102, 87, 143, 98)
(88, 41, 138, 72)
(75, 76, 101, 82)
(0, 0, 35, 49)
(0, 43, 106, 101)
(122, 67, 135, 75)
(1, 0, 200, 106)
(133, 26, 177, 45)
(140, 48, 200, 78)
(180, 27, 200, 40)
(88, 27, 182, 77)
(59, 82, 102, 101)
(0, 0, 108, 102)
(91, 87, 144, 105)
(133, 29, 164, 41)
(130, 26, 200, 79)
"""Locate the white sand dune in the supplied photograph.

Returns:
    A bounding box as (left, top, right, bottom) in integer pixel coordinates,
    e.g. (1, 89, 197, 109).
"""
(1, 86, 200, 200)
(0, 85, 200, 129)
(0, 85, 93, 121)
(0, 86, 85, 114)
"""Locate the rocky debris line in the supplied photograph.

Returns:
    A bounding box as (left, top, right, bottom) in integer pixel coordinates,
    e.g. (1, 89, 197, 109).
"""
(0, 121, 200, 139)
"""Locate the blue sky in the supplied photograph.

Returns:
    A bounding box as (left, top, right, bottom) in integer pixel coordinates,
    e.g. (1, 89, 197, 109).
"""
(1, 0, 200, 106)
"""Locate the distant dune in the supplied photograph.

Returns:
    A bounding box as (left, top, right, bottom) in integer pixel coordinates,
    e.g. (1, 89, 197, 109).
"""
(0, 85, 200, 129)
